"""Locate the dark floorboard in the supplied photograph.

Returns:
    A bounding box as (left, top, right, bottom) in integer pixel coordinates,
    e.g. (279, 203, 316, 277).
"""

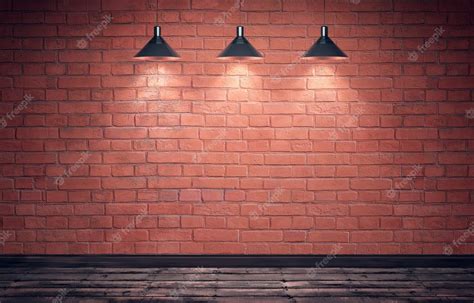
(0, 266, 473, 302)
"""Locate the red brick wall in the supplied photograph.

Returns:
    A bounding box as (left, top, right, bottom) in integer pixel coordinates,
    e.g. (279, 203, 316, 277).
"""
(0, 0, 473, 255)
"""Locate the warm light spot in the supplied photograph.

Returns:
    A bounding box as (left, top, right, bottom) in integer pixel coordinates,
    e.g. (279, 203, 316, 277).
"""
(136, 62, 159, 74)
(314, 65, 336, 76)
(226, 63, 250, 76)
(148, 75, 165, 87)
(158, 63, 178, 75)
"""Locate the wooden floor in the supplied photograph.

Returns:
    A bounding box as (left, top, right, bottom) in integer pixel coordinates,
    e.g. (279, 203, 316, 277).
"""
(1, 266, 474, 302)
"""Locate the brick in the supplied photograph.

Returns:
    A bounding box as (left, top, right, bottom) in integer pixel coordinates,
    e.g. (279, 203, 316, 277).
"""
(351, 77, 393, 88)
(308, 77, 350, 89)
(396, 128, 438, 139)
(437, 178, 474, 190)
(353, 129, 394, 140)
(102, 0, 149, 10)
(16, 153, 56, 164)
(59, 51, 101, 63)
(17, 128, 58, 139)
(308, 231, 349, 242)
(102, 76, 147, 88)
(439, 77, 474, 89)
(243, 0, 281, 11)
(351, 204, 392, 216)
(14, 76, 47, 88)
(350, 179, 392, 190)
(192, 76, 239, 88)
(264, 204, 305, 216)
(194, 229, 238, 241)
(149, 230, 192, 241)
(181, 216, 204, 228)
(37, 230, 76, 242)
(60, 128, 102, 139)
(58, 77, 101, 88)
(351, 231, 393, 243)
(104, 128, 148, 139)
(308, 179, 349, 190)
(14, 25, 57, 37)
(241, 231, 283, 242)
(265, 154, 306, 165)
(104, 152, 146, 164)
(158, 0, 190, 9)
(60, 178, 101, 190)
(102, 177, 146, 189)
(307, 204, 349, 216)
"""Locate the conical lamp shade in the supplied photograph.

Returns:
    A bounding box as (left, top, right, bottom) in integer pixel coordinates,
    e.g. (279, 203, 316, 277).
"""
(303, 26, 347, 60)
(134, 26, 180, 61)
(218, 26, 262, 60)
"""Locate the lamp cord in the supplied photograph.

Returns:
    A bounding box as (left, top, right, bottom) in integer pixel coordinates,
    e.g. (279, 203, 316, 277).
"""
(323, 0, 326, 25)
(240, 0, 242, 26)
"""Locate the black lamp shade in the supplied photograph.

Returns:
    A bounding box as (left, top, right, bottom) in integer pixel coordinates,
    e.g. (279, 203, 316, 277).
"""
(303, 26, 347, 60)
(218, 26, 262, 60)
(134, 26, 180, 61)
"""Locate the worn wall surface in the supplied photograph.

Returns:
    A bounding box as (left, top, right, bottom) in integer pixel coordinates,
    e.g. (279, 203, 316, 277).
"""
(0, 0, 473, 254)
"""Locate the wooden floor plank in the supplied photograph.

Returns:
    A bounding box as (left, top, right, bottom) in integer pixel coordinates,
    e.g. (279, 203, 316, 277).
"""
(0, 273, 452, 282)
(0, 266, 473, 301)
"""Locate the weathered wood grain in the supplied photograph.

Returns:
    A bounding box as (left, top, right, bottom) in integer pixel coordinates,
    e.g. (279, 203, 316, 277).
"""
(0, 266, 473, 302)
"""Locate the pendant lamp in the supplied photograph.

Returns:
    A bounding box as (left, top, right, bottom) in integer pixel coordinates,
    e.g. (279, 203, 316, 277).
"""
(302, 0, 347, 60)
(302, 25, 347, 60)
(218, 26, 262, 60)
(134, 26, 180, 61)
(217, 0, 262, 61)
